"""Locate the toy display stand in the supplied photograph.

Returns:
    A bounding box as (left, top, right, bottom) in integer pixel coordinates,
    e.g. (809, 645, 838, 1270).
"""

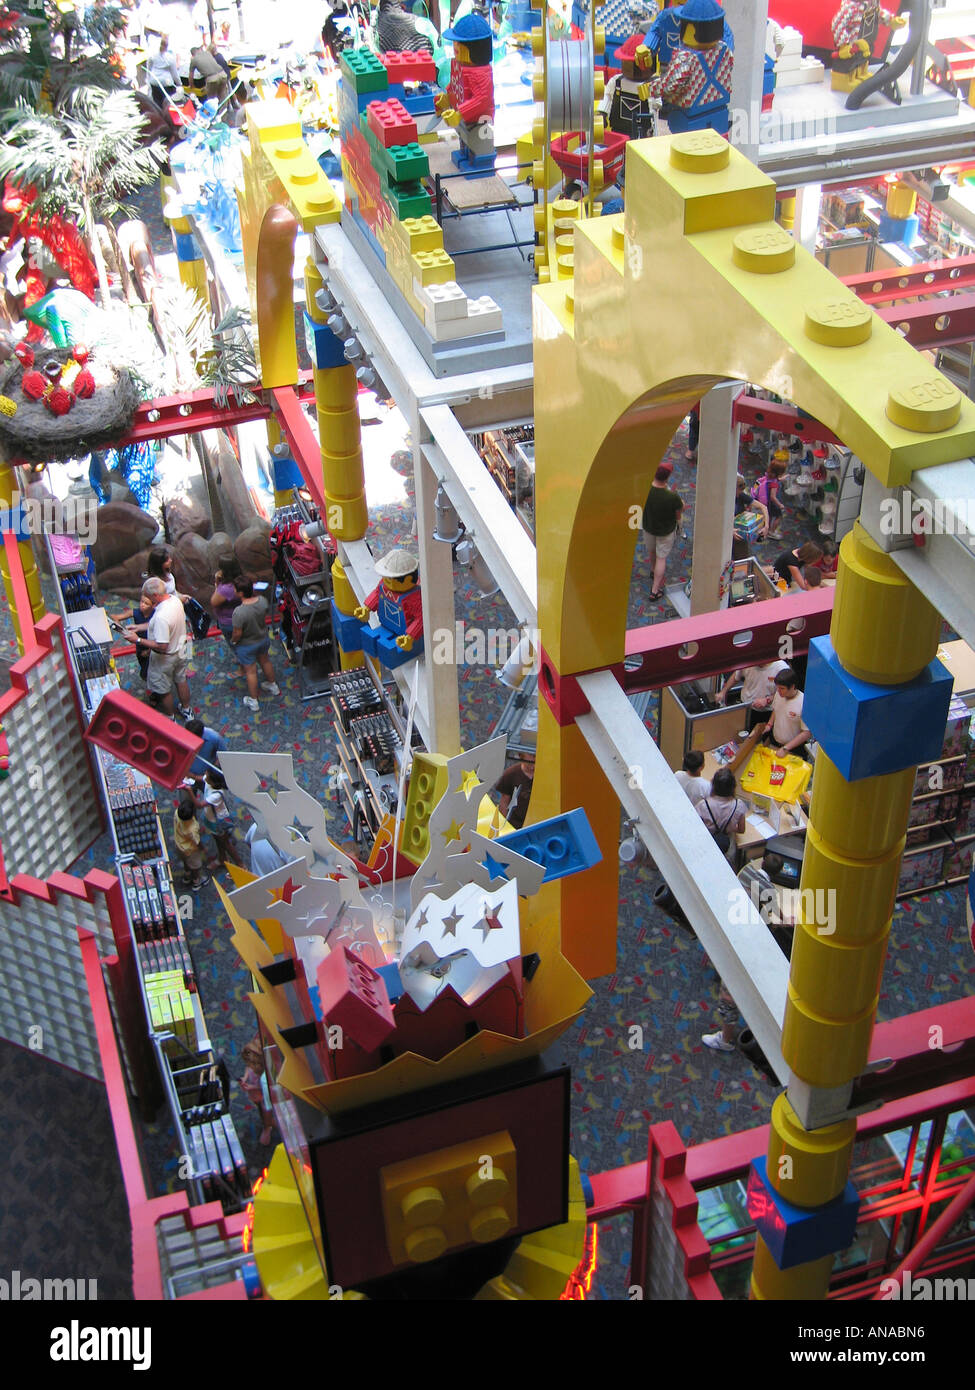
(426, 132, 518, 215)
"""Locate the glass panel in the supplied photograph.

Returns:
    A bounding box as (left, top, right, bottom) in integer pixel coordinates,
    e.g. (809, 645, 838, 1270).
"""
(937, 1110, 975, 1181)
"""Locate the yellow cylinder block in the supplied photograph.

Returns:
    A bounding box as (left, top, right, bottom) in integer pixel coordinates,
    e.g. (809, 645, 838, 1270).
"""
(330, 559, 357, 615)
(832, 523, 941, 683)
(532, 31, 544, 56)
(532, 73, 545, 102)
(798, 826, 902, 946)
(781, 982, 876, 1086)
(532, 160, 546, 188)
(777, 195, 796, 232)
(886, 181, 917, 220)
(532, 117, 545, 146)
(321, 446, 365, 499)
(592, 115, 605, 142)
(593, 72, 604, 100)
(556, 253, 574, 279)
(317, 408, 362, 458)
(594, 25, 605, 55)
(752, 1240, 833, 1301)
(767, 1095, 856, 1207)
(789, 918, 890, 1021)
(313, 363, 357, 411)
(324, 489, 368, 540)
(533, 206, 547, 233)
(808, 754, 914, 860)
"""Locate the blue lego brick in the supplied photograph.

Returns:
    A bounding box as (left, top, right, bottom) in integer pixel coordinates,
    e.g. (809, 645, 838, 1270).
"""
(331, 600, 364, 652)
(174, 231, 200, 262)
(1, 502, 34, 542)
(497, 808, 602, 882)
(308, 983, 322, 1020)
(359, 623, 422, 669)
(272, 450, 304, 493)
(805, 636, 954, 782)
(450, 148, 496, 179)
(377, 962, 404, 1003)
(878, 212, 920, 244)
(303, 312, 347, 369)
(386, 82, 437, 116)
(746, 1156, 860, 1271)
(241, 1259, 262, 1298)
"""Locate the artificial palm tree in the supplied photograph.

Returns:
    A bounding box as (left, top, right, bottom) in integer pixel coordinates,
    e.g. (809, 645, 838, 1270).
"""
(0, 86, 164, 306)
(0, 1, 125, 112)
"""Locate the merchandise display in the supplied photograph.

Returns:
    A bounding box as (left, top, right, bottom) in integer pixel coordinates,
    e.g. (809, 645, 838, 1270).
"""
(2, 0, 975, 1328)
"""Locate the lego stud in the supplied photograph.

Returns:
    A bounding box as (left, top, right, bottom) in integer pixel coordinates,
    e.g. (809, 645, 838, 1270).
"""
(468, 1206, 511, 1243)
(564, 285, 574, 313)
(886, 373, 962, 434)
(552, 199, 579, 220)
(732, 227, 796, 275)
(401, 1186, 446, 1225)
(273, 141, 303, 159)
(804, 298, 873, 348)
(669, 130, 730, 174)
(305, 194, 333, 213)
(403, 1226, 448, 1263)
(289, 169, 317, 186)
(466, 1167, 509, 1205)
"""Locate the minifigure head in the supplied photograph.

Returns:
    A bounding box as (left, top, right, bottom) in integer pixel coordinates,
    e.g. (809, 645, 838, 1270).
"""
(679, 0, 725, 49)
(618, 30, 654, 80)
(375, 547, 419, 593)
(443, 12, 493, 67)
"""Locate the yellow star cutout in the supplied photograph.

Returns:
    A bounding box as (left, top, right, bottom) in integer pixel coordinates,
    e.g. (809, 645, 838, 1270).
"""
(457, 767, 481, 797)
(442, 818, 464, 844)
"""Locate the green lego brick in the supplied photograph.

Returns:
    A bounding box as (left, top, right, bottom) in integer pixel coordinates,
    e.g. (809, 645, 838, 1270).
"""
(382, 177, 432, 221)
(376, 141, 430, 184)
(340, 50, 389, 93)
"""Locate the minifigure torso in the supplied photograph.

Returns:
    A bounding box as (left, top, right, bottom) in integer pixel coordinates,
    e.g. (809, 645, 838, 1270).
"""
(447, 56, 494, 123)
(661, 40, 733, 120)
(832, 1, 893, 51)
(365, 580, 424, 640)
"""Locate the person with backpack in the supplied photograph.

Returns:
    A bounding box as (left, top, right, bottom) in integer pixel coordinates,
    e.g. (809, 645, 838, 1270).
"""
(697, 767, 747, 862)
(201, 769, 242, 867)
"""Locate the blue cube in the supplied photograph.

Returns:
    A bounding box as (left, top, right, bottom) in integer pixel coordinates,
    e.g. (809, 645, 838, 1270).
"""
(303, 313, 348, 370)
(330, 600, 364, 652)
(746, 1156, 860, 1270)
(804, 636, 954, 782)
(174, 231, 200, 262)
(271, 450, 303, 494)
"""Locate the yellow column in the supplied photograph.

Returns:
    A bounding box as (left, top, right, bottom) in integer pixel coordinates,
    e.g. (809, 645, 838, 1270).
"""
(0, 459, 44, 652)
(753, 523, 943, 1300)
(303, 257, 368, 542)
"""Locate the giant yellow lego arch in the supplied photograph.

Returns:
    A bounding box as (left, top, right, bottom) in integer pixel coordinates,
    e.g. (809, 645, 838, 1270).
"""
(532, 130, 975, 980)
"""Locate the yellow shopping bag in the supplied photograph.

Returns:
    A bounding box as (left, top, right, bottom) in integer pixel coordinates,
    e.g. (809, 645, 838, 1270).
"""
(739, 744, 812, 803)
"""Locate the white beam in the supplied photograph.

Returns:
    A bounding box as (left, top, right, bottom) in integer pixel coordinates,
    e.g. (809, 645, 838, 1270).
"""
(420, 405, 538, 628)
(691, 383, 743, 616)
(575, 669, 790, 1082)
(724, 0, 769, 165)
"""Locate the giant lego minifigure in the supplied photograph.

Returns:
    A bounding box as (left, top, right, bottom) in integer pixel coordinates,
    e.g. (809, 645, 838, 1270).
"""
(831, 0, 906, 91)
(435, 11, 495, 174)
(601, 31, 659, 138)
(648, 0, 734, 136)
(376, 0, 434, 54)
(349, 546, 424, 668)
(647, 0, 733, 75)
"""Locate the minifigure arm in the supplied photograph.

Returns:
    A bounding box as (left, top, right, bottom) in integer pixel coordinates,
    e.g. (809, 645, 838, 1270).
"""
(455, 64, 494, 123)
(832, 1, 865, 50)
(403, 588, 424, 640)
(653, 46, 693, 104)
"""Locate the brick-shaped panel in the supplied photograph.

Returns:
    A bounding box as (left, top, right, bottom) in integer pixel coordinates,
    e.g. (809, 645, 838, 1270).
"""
(84, 689, 201, 789)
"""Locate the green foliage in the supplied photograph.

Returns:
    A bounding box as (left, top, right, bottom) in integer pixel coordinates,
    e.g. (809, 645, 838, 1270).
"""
(198, 307, 260, 408)
(0, 88, 163, 230)
(0, 1, 127, 111)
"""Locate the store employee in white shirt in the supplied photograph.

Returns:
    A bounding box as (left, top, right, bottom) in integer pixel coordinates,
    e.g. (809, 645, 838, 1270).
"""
(716, 657, 788, 734)
(760, 668, 810, 755)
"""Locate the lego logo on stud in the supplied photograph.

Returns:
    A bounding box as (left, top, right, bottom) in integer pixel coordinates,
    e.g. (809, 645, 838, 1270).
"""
(732, 227, 796, 275)
(886, 375, 962, 434)
(804, 298, 873, 348)
(669, 131, 730, 174)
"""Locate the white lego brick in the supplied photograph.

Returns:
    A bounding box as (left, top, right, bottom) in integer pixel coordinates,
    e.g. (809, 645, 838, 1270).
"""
(466, 295, 503, 332)
(774, 55, 801, 72)
(417, 279, 469, 323)
(777, 57, 826, 87)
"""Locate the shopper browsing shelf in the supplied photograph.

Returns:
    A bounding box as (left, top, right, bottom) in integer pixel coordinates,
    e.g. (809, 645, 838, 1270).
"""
(716, 657, 788, 733)
(230, 578, 280, 712)
(772, 542, 822, 590)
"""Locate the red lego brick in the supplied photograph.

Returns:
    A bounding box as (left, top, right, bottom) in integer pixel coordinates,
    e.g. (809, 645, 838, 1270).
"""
(366, 98, 417, 148)
(381, 50, 437, 83)
(317, 945, 396, 1053)
(83, 689, 202, 789)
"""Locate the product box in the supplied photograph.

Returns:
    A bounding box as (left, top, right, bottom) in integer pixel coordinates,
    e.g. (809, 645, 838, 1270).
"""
(953, 792, 975, 839)
(914, 759, 965, 796)
(825, 190, 865, 228)
(907, 797, 940, 829)
(734, 510, 765, 540)
(941, 698, 972, 759)
(942, 836, 975, 883)
(898, 840, 947, 895)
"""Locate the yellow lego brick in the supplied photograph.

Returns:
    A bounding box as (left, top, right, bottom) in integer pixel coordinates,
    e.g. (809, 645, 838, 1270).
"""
(246, 99, 301, 157)
(628, 132, 776, 238)
(178, 258, 208, 291)
(381, 1131, 517, 1266)
(410, 248, 454, 286)
(395, 214, 443, 254)
(400, 752, 449, 864)
(263, 141, 342, 230)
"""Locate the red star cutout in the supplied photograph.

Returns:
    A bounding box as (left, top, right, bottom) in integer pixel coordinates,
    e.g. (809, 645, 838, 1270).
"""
(269, 876, 300, 906)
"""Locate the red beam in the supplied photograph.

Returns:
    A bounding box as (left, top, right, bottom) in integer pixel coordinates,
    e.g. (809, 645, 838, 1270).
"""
(114, 372, 315, 448)
(843, 254, 975, 304)
(732, 395, 843, 446)
(877, 291, 975, 350)
(270, 384, 327, 518)
(622, 588, 834, 692)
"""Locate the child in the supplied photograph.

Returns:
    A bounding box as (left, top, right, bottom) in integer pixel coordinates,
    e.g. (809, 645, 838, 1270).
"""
(173, 793, 210, 889)
(240, 1037, 274, 1146)
(816, 538, 839, 578)
(751, 454, 788, 539)
(675, 749, 710, 807)
(202, 769, 242, 867)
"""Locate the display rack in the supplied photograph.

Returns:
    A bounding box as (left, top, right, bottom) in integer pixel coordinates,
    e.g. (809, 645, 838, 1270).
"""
(272, 491, 336, 701)
(329, 663, 415, 853)
(47, 536, 251, 1212)
(470, 422, 536, 539)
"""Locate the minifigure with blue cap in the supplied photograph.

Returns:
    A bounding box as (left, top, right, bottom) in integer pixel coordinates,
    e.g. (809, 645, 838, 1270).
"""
(435, 11, 496, 173)
(647, 0, 734, 75)
(648, 0, 735, 136)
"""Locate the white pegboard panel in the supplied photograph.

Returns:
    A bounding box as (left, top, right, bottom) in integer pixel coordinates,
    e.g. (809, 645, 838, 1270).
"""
(0, 618, 102, 882)
(0, 880, 118, 1080)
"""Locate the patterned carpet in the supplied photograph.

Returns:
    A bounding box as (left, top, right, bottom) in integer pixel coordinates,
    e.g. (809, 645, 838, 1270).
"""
(1, 261, 973, 1300)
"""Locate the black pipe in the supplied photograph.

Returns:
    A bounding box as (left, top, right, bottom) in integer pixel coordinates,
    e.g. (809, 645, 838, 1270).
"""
(846, 0, 926, 111)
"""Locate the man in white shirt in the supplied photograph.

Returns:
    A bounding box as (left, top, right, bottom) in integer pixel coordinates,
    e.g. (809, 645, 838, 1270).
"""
(675, 749, 710, 807)
(146, 34, 183, 103)
(717, 658, 787, 735)
(761, 668, 809, 755)
(126, 577, 191, 717)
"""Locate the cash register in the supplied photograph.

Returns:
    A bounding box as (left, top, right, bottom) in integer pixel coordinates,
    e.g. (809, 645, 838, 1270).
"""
(762, 833, 805, 886)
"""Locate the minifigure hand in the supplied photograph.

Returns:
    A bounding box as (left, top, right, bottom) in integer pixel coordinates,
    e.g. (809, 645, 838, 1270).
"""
(635, 43, 652, 69)
(443, 108, 461, 127)
(852, 38, 871, 55)
(396, 634, 414, 651)
(434, 92, 449, 113)
(637, 82, 650, 100)
(353, 605, 368, 621)
(890, 14, 907, 28)
(837, 43, 855, 58)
